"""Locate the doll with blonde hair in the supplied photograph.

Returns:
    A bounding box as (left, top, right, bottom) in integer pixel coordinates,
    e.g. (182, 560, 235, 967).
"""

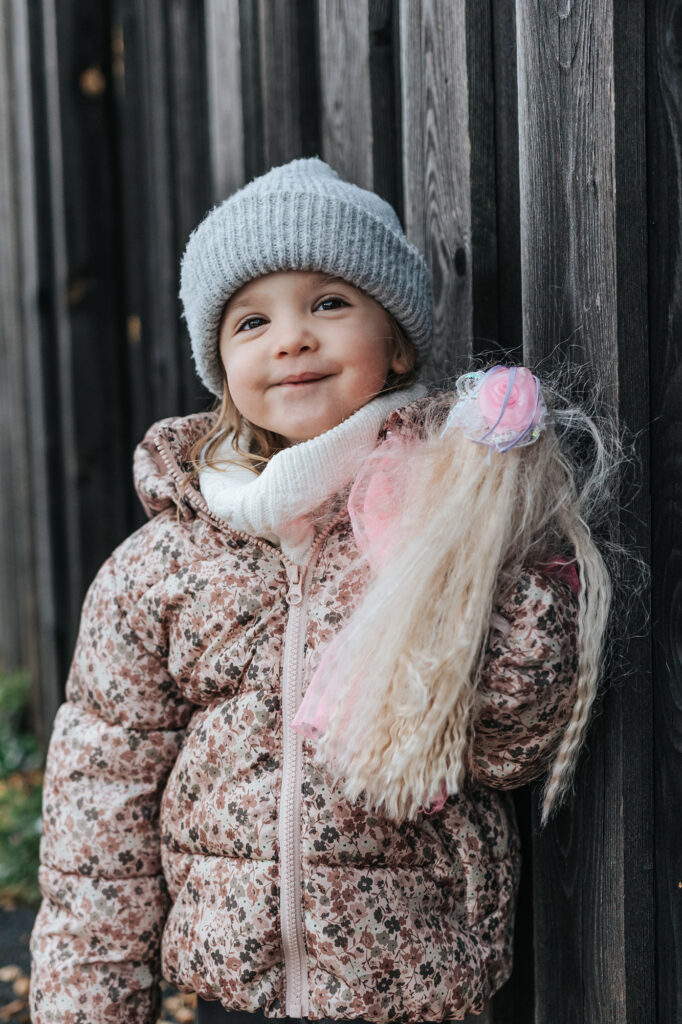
(293, 365, 613, 827)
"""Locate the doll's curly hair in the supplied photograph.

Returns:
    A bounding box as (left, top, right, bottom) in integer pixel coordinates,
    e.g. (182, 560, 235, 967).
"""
(312, 371, 629, 828)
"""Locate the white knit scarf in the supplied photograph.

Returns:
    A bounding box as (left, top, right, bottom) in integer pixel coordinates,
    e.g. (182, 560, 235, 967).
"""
(199, 384, 425, 564)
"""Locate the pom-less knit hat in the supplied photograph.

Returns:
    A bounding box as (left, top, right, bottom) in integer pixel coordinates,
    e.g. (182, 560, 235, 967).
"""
(179, 157, 433, 396)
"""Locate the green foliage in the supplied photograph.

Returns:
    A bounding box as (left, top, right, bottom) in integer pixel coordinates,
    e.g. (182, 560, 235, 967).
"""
(0, 669, 43, 907)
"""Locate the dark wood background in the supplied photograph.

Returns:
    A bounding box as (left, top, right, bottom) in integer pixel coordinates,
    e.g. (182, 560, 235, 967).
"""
(1, 2, 678, 1022)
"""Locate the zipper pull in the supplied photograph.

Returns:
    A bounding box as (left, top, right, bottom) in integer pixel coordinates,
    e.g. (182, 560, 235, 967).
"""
(285, 562, 303, 606)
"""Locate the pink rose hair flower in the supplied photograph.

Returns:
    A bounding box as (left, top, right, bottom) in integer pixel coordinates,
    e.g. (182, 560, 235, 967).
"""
(442, 365, 547, 452)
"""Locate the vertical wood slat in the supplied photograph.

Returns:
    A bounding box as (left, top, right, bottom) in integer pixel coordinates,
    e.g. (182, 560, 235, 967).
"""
(516, 2, 653, 1022)
(611, 8, 653, 1024)
(368, 0, 401, 213)
(490, 0, 522, 363)
(318, 0, 373, 188)
(0, 3, 34, 676)
(398, 0, 472, 383)
(0, 0, 62, 738)
(166, 0, 212, 406)
(126, 1, 180, 426)
(113, 0, 175, 448)
(39, 0, 84, 672)
(317, 1, 400, 211)
(0, 0, 64, 739)
(647, 3, 682, 1022)
(205, 0, 245, 202)
(518, 5, 620, 1021)
(517, 0, 618, 379)
(465, 0, 499, 359)
(237, 0, 265, 182)
(258, 0, 318, 170)
(50, 0, 130, 620)
(113, 0, 213, 478)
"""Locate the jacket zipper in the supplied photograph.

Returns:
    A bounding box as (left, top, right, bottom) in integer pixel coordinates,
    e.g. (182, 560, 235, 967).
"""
(155, 429, 344, 1015)
(279, 557, 313, 1019)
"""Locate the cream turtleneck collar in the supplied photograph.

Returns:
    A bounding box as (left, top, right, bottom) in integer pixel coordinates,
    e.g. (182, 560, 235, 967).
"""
(199, 384, 425, 564)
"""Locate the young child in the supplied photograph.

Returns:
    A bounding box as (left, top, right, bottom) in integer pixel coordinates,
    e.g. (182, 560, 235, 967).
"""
(29, 158, 609, 1024)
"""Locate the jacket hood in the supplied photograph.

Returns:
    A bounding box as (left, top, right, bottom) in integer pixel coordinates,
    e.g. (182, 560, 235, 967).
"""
(133, 411, 219, 520)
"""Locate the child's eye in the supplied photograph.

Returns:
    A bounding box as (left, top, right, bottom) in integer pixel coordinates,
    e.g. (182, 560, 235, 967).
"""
(236, 316, 267, 332)
(316, 296, 349, 311)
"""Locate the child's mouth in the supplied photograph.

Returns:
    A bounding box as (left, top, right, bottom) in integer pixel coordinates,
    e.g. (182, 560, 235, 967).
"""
(277, 373, 329, 387)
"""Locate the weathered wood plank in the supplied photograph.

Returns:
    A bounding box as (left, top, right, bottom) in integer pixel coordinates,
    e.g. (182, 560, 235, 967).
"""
(398, 0, 472, 383)
(318, 0, 374, 187)
(368, 0, 401, 212)
(113, 0, 177, 445)
(166, 0, 212, 410)
(489, 0, 522, 363)
(647, 3, 682, 1022)
(205, 0, 245, 201)
(237, 0, 265, 181)
(51, 0, 130, 603)
(0, 0, 63, 738)
(0, 2, 34, 677)
(113, 0, 214, 450)
(516, 1, 653, 1021)
(317, 0, 400, 209)
(465, 0, 498, 360)
(611, 8, 654, 1024)
(258, 0, 319, 169)
(32, 0, 85, 689)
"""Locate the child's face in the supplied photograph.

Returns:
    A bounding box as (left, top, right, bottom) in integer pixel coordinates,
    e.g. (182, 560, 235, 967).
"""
(219, 270, 409, 444)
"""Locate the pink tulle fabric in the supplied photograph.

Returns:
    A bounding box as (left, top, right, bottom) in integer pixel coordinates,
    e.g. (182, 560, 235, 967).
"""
(291, 435, 408, 745)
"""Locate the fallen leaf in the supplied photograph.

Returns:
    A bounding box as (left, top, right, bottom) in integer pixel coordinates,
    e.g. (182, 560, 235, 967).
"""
(12, 978, 29, 998)
(0, 999, 25, 1020)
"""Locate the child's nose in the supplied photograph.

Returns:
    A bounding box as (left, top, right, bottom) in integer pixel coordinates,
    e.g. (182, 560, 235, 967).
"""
(275, 327, 319, 357)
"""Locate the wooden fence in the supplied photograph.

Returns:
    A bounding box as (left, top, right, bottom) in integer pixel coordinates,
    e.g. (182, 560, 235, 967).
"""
(0, 1, 678, 1022)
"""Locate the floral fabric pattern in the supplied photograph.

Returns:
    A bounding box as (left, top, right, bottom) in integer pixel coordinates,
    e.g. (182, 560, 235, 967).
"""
(30, 406, 579, 1023)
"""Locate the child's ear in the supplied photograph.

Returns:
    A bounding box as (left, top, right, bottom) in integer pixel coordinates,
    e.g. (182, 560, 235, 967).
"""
(389, 348, 413, 375)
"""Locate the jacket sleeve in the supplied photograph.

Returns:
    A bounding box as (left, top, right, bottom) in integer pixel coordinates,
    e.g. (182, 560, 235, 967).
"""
(29, 537, 194, 1024)
(468, 568, 580, 790)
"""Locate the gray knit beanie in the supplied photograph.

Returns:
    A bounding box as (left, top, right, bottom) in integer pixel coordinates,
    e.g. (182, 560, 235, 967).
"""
(179, 157, 433, 396)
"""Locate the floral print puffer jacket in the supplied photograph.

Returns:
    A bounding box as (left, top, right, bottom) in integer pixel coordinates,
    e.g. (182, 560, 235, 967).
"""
(30, 404, 579, 1024)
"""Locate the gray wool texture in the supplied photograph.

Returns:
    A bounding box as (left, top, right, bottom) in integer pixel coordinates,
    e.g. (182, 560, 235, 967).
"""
(179, 157, 433, 397)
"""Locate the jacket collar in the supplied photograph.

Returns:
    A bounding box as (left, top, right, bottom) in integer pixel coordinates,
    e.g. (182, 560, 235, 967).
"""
(132, 391, 431, 526)
(133, 411, 219, 522)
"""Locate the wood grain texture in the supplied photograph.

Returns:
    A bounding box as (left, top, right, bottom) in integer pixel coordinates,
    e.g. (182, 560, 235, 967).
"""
(318, 0, 374, 187)
(113, 0, 213, 454)
(37, 0, 84, 676)
(517, 1, 653, 1021)
(166, 0, 212, 407)
(490, 0, 522, 363)
(0, 2, 34, 676)
(517, 0, 617, 384)
(258, 0, 318, 169)
(611, 7, 654, 1024)
(647, 3, 682, 1021)
(113, 0, 178, 439)
(205, 0, 245, 202)
(11, 0, 62, 738)
(399, 0, 472, 383)
(367, 0, 400, 211)
(465, 0, 499, 358)
(51, 0, 130, 622)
